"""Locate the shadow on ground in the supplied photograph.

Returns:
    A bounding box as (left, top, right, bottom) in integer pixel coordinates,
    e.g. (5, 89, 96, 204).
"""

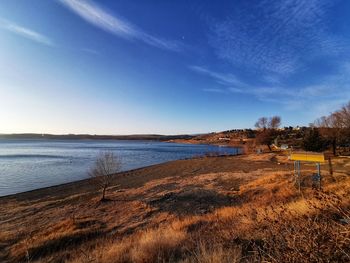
(148, 188, 236, 216)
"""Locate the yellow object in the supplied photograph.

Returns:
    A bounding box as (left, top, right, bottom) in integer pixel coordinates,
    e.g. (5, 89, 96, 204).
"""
(290, 152, 325, 163)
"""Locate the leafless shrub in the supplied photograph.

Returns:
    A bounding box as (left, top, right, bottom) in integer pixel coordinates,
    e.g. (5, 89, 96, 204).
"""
(89, 151, 121, 201)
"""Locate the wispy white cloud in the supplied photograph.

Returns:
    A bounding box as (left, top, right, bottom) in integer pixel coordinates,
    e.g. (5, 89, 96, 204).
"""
(193, 0, 350, 118)
(208, 0, 348, 75)
(0, 19, 54, 46)
(228, 86, 294, 99)
(230, 78, 348, 103)
(190, 65, 287, 96)
(189, 65, 246, 87)
(191, 62, 350, 115)
(59, 0, 181, 52)
(228, 82, 349, 117)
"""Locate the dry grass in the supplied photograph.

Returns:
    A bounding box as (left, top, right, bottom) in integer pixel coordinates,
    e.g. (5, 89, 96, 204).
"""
(1, 153, 349, 262)
(249, 191, 350, 262)
(180, 242, 241, 263)
(70, 226, 187, 263)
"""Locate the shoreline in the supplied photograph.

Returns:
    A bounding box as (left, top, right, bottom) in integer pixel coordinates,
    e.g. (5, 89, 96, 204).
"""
(1, 152, 349, 262)
(0, 141, 242, 199)
(0, 157, 194, 200)
(0, 152, 243, 201)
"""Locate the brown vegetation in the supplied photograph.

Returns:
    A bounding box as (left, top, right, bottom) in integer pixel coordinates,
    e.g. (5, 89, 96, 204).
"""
(89, 151, 121, 201)
(255, 116, 281, 151)
(0, 153, 349, 262)
(170, 101, 350, 156)
(314, 102, 350, 155)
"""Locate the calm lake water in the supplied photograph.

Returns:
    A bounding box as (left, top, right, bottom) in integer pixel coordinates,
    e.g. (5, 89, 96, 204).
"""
(0, 139, 240, 196)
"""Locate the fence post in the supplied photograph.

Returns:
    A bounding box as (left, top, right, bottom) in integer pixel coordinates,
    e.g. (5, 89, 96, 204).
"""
(317, 162, 321, 189)
(328, 157, 333, 176)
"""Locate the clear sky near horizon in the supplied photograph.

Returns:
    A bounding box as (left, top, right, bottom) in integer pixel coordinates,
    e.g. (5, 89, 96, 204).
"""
(1, 0, 350, 135)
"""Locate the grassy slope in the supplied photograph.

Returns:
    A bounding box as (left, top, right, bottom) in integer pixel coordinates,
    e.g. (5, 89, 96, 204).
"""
(0, 153, 349, 262)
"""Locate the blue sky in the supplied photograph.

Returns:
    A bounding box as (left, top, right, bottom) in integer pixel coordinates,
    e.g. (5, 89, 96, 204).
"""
(0, 0, 350, 134)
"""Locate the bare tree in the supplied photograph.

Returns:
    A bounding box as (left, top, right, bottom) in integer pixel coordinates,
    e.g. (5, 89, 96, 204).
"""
(340, 103, 350, 146)
(89, 151, 121, 201)
(269, 116, 281, 129)
(255, 117, 268, 129)
(339, 102, 350, 128)
(313, 101, 350, 155)
(254, 116, 282, 151)
(315, 114, 343, 155)
(255, 116, 281, 130)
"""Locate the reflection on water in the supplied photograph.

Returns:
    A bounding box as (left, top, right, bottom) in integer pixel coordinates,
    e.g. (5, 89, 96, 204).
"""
(0, 139, 240, 196)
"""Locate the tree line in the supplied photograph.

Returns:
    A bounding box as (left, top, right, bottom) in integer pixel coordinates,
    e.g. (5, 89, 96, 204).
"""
(254, 101, 350, 155)
(311, 102, 350, 155)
